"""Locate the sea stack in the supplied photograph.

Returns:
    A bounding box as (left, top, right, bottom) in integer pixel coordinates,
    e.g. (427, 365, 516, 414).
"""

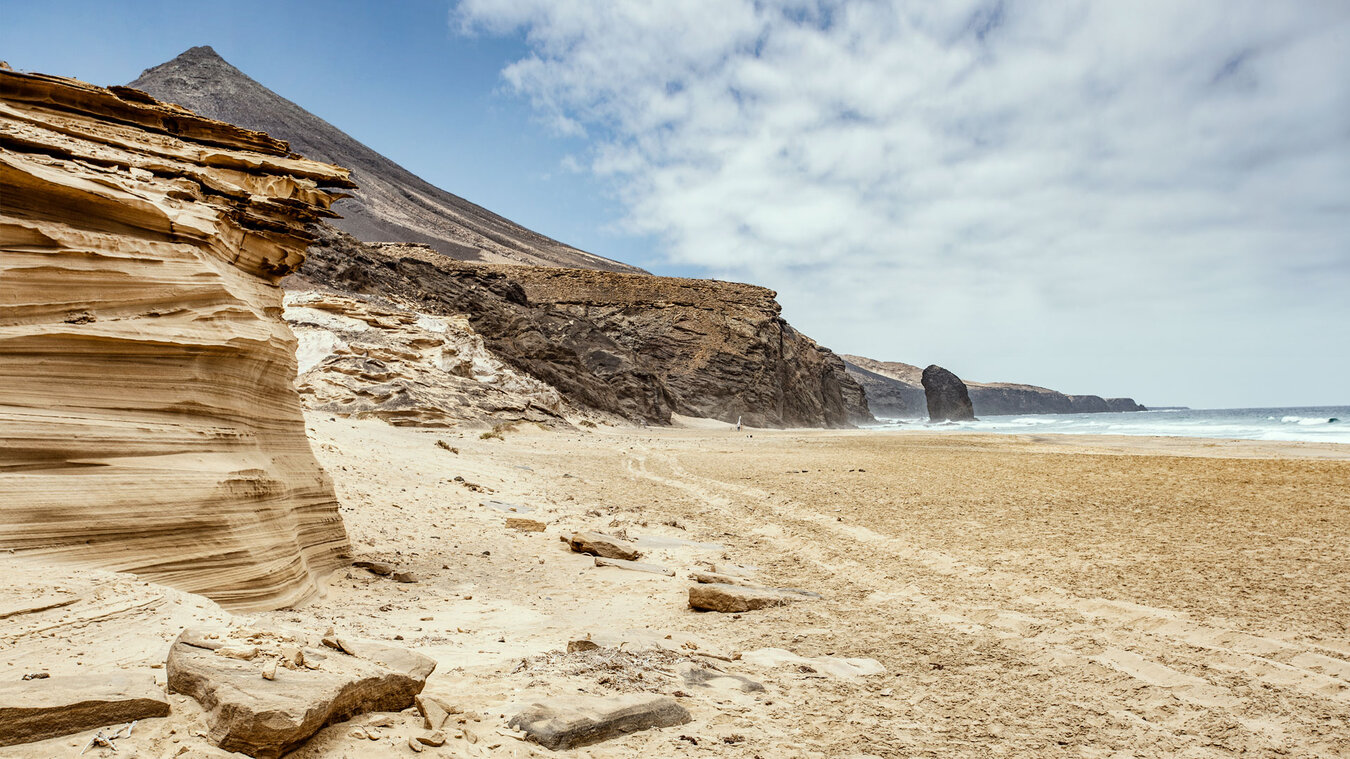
(922, 365, 976, 422)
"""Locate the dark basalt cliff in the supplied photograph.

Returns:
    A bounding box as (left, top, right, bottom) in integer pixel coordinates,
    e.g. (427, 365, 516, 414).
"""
(844, 355, 1145, 417)
(295, 228, 872, 428)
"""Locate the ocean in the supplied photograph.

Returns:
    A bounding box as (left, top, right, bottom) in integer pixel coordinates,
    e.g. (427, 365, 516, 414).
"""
(871, 406, 1350, 444)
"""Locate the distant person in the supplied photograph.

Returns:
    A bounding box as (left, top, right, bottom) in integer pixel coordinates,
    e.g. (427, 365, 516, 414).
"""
(736, 415, 742, 432)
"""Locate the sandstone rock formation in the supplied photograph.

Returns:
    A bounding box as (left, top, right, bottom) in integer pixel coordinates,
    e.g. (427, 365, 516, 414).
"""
(167, 627, 436, 758)
(922, 365, 977, 422)
(845, 355, 1145, 418)
(293, 227, 872, 428)
(129, 46, 642, 273)
(0, 69, 350, 609)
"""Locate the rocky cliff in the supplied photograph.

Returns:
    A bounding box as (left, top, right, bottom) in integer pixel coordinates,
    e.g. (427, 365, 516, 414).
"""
(129, 46, 642, 274)
(292, 228, 871, 428)
(0, 68, 351, 610)
(843, 355, 1145, 418)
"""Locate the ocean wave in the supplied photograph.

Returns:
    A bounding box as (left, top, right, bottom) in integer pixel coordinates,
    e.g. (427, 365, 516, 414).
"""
(1281, 416, 1338, 426)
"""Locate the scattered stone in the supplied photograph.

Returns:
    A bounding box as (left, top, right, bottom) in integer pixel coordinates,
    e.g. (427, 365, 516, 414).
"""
(20, 672, 49, 681)
(679, 664, 765, 693)
(567, 639, 601, 654)
(417, 694, 449, 730)
(261, 661, 277, 681)
(689, 571, 755, 586)
(0, 672, 169, 747)
(168, 628, 435, 758)
(463, 725, 480, 744)
(354, 560, 394, 576)
(595, 557, 675, 576)
(688, 583, 815, 613)
(407, 735, 424, 752)
(435, 440, 459, 454)
(506, 517, 547, 532)
(367, 714, 396, 727)
(568, 531, 641, 561)
(392, 571, 419, 584)
(216, 646, 259, 661)
(509, 693, 691, 750)
(417, 730, 446, 746)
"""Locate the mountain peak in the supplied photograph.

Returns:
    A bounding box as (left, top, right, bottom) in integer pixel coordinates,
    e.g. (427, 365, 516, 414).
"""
(127, 49, 642, 272)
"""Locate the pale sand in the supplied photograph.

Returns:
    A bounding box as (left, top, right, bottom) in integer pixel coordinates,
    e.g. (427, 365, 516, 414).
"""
(281, 419, 1348, 758)
(10, 419, 1347, 758)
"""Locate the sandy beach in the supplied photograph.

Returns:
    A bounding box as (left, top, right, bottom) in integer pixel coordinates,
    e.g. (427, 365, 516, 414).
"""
(238, 418, 1346, 758)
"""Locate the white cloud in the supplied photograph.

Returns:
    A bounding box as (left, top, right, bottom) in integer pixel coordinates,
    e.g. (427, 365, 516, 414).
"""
(457, 0, 1350, 406)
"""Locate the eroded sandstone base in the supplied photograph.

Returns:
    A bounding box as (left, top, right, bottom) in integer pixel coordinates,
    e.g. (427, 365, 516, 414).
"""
(0, 69, 352, 609)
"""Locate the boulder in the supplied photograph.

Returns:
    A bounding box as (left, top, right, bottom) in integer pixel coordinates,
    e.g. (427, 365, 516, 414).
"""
(509, 693, 691, 750)
(0, 672, 169, 747)
(167, 628, 435, 758)
(688, 583, 815, 613)
(568, 532, 641, 561)
(921, 365, 976, 422)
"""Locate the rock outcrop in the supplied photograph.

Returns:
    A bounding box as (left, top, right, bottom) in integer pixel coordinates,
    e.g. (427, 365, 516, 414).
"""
(844, 355, 1145, 418)
(292, 227, 872, 428)
(922, 365, 976, 422)
(129, 46, 642, 273)
(0, 69, 351, 609)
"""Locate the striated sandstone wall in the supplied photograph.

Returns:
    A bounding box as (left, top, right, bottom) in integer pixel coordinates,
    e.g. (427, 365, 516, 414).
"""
(0, 69, 352, 610)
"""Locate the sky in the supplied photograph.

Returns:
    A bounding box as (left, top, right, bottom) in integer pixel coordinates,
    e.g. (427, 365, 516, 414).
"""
(3, 0, 1347, 408)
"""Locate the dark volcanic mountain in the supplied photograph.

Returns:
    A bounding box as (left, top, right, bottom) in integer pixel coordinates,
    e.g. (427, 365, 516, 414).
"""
(129, 46, 642, 274)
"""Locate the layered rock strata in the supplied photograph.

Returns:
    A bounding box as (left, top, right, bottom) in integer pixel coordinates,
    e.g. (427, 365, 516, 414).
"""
(0, 69, 351, 609)
(293, 227, 872, 428)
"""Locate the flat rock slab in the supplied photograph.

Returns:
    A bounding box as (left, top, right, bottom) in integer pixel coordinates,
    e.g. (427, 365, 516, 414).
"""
(568, 531, 641, 561)
(690, 570, 756, 586)
(506, 517, 547, 532)
(168, 628, 435, 758)
(740, 647, 886, 679)
(688, 583, 816, 613)
(509, 693, 690, 750)
(595, 557, 675, 576)
(0, 672, 169, 747)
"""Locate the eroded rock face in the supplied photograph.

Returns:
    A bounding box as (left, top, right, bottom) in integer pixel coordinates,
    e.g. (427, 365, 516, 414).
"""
(285, 290, 565, 427)
(922, 365, 976, 422)
(0, 69, 351, 609)
(294, 229, 872, 428)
